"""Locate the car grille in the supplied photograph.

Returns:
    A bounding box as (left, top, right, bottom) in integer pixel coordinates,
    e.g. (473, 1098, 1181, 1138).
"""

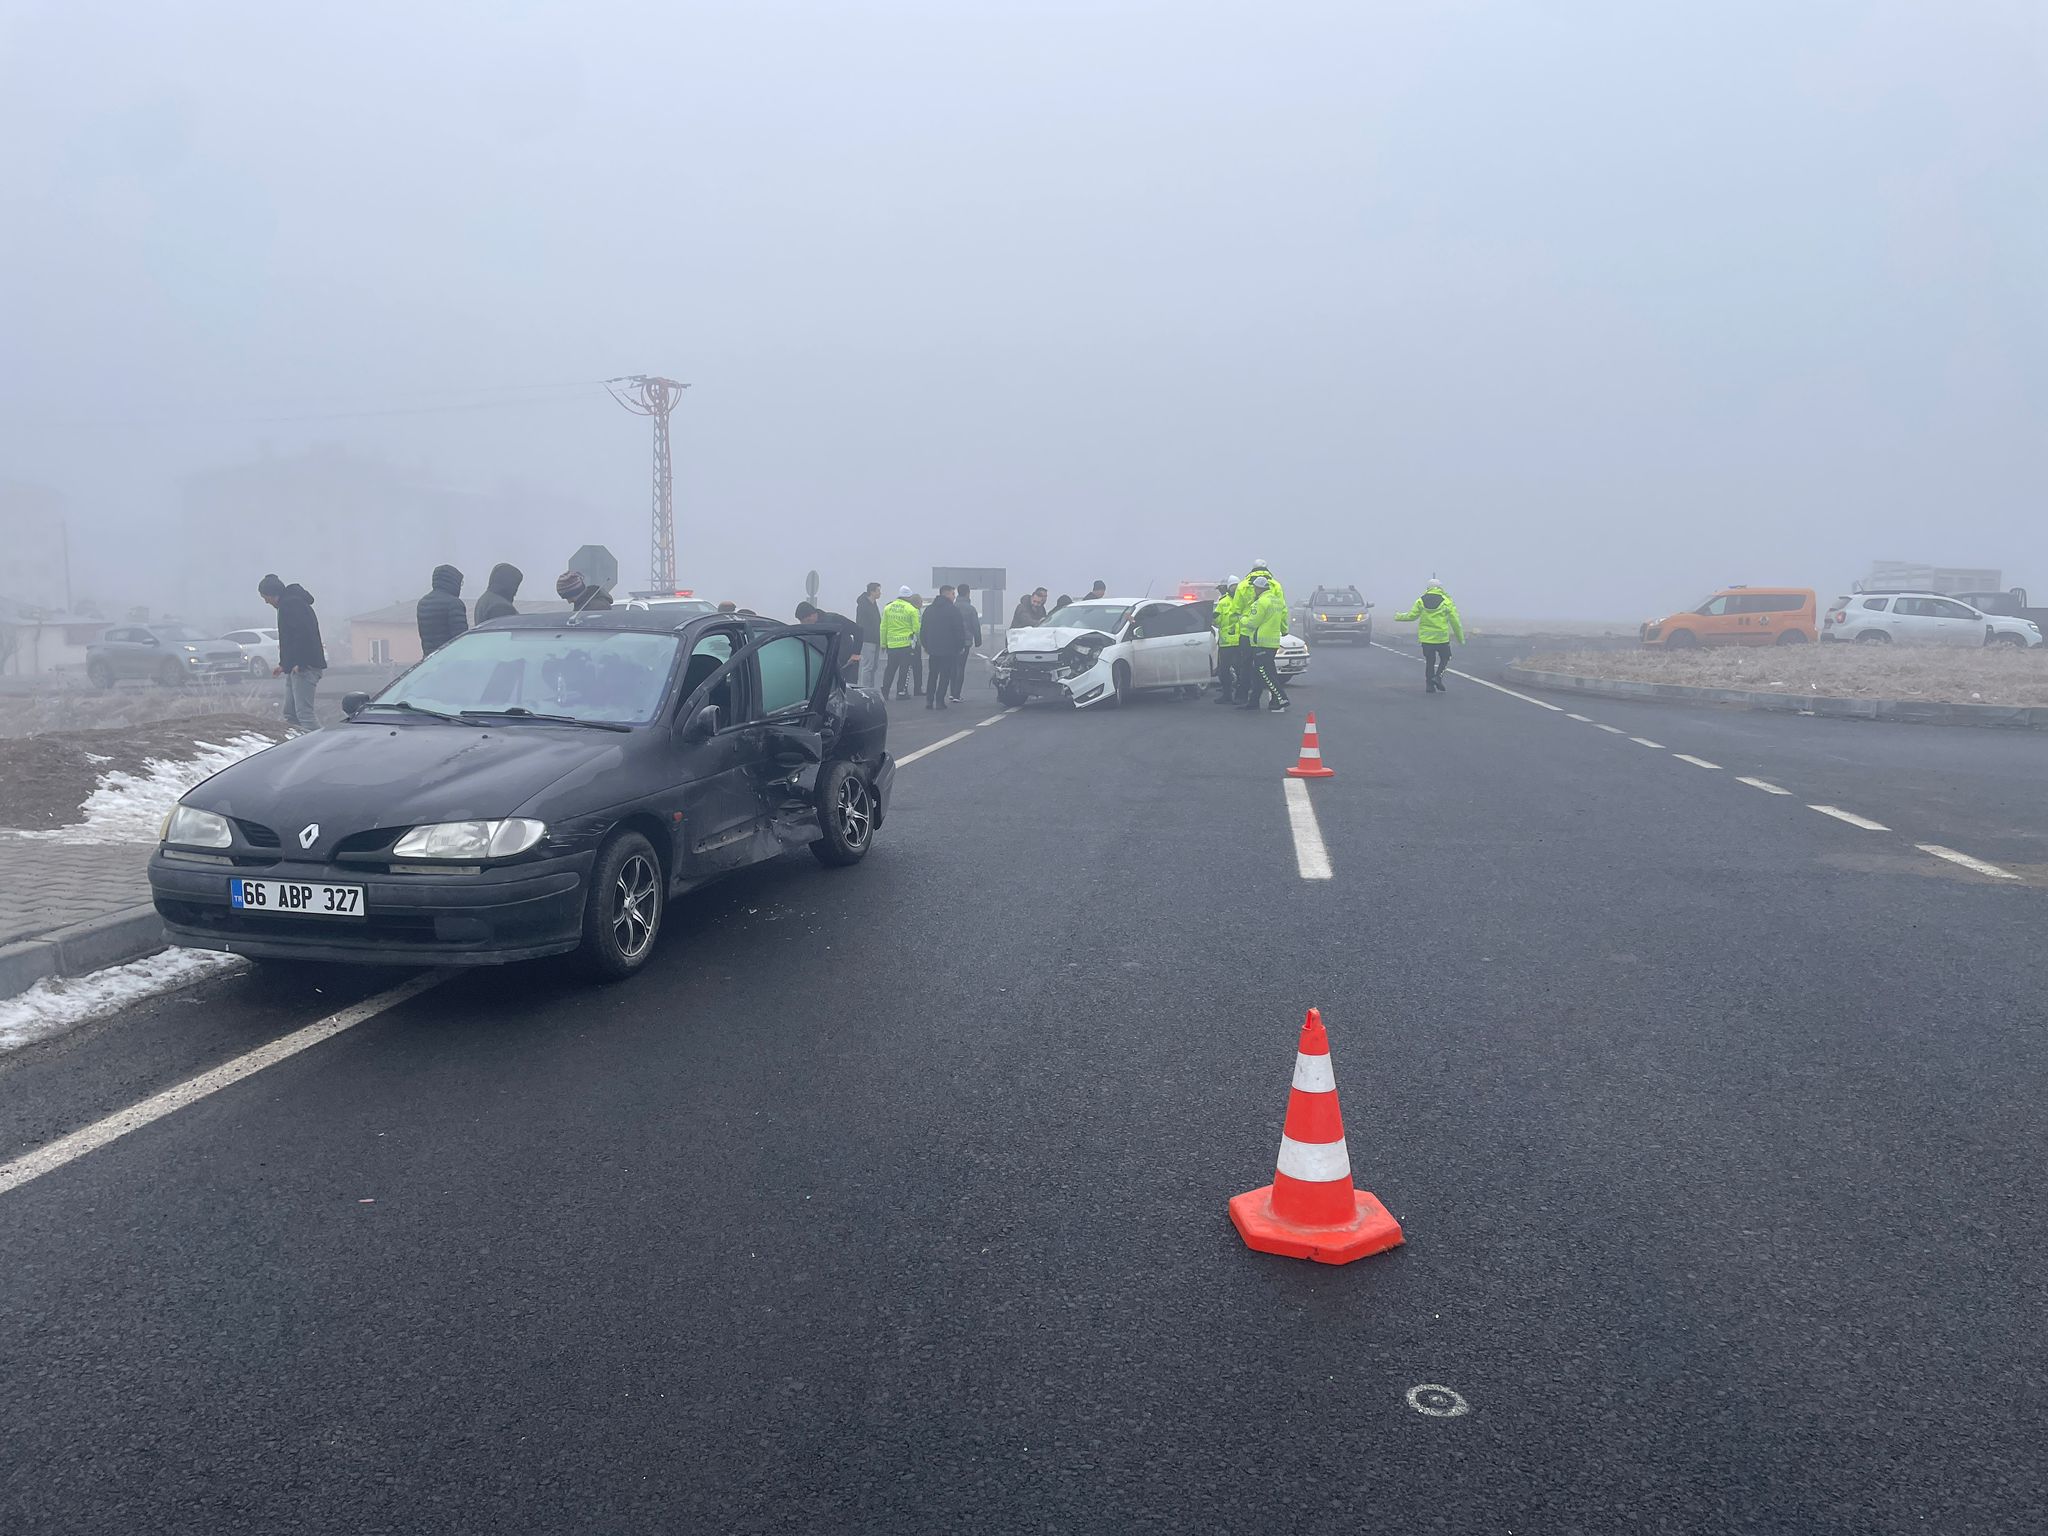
(235, 819, 280, 848)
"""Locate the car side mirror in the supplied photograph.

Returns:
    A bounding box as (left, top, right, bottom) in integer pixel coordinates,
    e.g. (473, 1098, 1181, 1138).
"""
(682, 703, 722, 742)
(341, 692, 370, 718)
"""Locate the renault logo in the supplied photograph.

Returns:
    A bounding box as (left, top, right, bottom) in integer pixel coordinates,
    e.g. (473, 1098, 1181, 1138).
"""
(298, 823, 320, 850)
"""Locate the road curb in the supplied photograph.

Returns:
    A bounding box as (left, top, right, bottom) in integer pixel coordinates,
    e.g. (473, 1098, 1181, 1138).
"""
(0, 905, 167, 1004)
(1501, 665, 2048, 730)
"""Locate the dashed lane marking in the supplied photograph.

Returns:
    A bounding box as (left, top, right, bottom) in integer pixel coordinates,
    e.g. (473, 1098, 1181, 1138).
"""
(0, 972, 448, 1200)
(1566, 713, 1593, 723)
(1737, 777, 1792, 795)
(1282, 778, 1333, 880)
(1809, 804, 1889, 831)
(1629, 736, 1665, 748)
(1593, 724, 1626, 735)
(1672, 753, 1721, 770)
(975, 714, 1008, 727)
(896, 730, 975, 766)
(1368, 641, 1563, 710)
(1917, 845, 2020, 880)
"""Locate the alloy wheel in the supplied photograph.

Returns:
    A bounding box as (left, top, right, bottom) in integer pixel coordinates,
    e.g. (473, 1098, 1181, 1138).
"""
(611, 853, 659, 958)
(837, 775, 874, 850)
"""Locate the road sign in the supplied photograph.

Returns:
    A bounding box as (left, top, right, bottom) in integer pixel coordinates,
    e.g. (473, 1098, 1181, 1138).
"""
(805, 569, 820, 600)
(568, 544, 618, 594)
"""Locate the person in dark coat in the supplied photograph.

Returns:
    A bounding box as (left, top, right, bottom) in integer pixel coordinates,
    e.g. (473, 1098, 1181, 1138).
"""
(951, 587, 982, 701)
(797, 601, 857, 683)
(854, 582, 884, 690)
(1011, 589, 1048, 628)
(259, 573, 326, 733)
(919, 587, 969, 710)
(474, 562, 522, 624)
(557, 569, 614, 612)
(416, 564, 469, 655)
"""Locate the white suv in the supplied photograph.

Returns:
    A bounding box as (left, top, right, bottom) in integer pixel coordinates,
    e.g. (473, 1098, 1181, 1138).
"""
(1822, 592, 2042, 648)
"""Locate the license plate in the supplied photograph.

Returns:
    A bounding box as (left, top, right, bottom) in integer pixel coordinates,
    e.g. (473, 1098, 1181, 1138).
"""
(230, 878, 364, 917)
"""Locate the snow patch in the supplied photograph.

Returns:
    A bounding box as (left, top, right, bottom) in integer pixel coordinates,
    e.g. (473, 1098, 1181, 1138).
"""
(0, 949, 244, 1055)
(18, 734, 277, 846)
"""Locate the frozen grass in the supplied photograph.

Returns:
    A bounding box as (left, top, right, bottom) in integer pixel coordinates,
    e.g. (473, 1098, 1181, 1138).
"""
(19, 733, 280, 845)
(1522, 645, 2048, 707)
(0, 679, 288, 740)
(0, 949, 243, 1055)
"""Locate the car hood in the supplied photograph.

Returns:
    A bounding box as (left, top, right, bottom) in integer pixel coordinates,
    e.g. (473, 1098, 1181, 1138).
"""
(1005, 624, 1121, 653)
(183, 721, 633, 837)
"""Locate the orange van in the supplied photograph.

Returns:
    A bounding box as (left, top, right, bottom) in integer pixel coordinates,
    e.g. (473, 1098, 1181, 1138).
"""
(1640, 586, 1817, 648)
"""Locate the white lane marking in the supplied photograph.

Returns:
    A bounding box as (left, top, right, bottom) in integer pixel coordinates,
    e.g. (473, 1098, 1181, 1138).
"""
(975, 714, 1007, 727)
(1291, 1053, 1337, 1093)
(1566, 713, 1593, 723)
(1672, 754, 1721, 770)
(0, 972, 447, 1200)
(896, 730, 975, 766)
(1737, 777, 1792, 795)
(1369, 640, 1563, 710)
(1406, 1384, 1472, 1419)
(1593, 724, 1626, 735)
(1282, 777, 1333, 881)
(1809, 804, 1889, 831)
(1004, 707, 1020, 715)
(1917, 845, 2020, 880)
(1275, 1133, 1351, 1181)
(1629, 736, 1665, 748)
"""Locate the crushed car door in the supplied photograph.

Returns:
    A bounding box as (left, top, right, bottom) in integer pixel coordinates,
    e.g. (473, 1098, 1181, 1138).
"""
(673, 627, 764, 879)
(730, 625, 844, 852)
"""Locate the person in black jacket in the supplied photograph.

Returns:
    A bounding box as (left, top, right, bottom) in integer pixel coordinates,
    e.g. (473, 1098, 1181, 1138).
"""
(259, 573, 326, 733)
(919, 587, 969, 710)
(797, 601, 857, 683)
(1011, 589, 1048, 628)
(556, 569, 614, 612)
(475, 562, 522, 624)
(951, 587, 982, 700)
(416, 564, 469, 655)
(854, 582, 884, 690)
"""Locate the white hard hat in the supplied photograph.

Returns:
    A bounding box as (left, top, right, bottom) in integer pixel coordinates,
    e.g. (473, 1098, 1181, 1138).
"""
(897, 585, 914, 597)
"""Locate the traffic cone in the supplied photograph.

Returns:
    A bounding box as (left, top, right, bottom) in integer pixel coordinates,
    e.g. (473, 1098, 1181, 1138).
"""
(1229, 1009, 1404, 1265)
(1286, 713, 1335, 778)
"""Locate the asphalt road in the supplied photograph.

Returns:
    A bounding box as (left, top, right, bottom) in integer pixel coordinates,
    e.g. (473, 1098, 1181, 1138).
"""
(3, 647, 2044, 1534)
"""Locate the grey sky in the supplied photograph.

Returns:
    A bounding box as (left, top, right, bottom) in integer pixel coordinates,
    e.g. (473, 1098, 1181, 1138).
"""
(3, 0, 2043, 623)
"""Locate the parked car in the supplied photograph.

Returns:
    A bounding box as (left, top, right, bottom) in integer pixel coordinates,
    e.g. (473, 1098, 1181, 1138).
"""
(1950, 588, 2048, 633)
(993, 596, 1217, 707)
(150, 610, 892, 978)
(86, 624, 249, 687)
(1641, 587, 1817, 648)
(622, 596, 720, 620)
(1822, 592, 2043, 647)
(221, 626, 280, 676)
(1297, 586, 1374, 645)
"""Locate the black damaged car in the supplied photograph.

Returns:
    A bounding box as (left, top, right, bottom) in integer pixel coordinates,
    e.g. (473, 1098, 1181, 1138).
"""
(149, 610, 892, 979)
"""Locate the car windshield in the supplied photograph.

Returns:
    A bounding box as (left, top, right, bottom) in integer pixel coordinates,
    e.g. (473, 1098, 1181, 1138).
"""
(366, 627, 680, 725)
(1313, 589, 1363, 606)
(1042, 602, 1132, 634)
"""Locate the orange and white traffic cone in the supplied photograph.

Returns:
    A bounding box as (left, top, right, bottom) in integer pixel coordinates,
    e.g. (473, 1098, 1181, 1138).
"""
(1285, 713, 1335, 779)
(1229, 1009, 1404, 1265)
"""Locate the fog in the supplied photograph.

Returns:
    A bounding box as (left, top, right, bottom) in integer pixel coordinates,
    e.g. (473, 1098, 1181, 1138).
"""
(3, 1, 2043, 634)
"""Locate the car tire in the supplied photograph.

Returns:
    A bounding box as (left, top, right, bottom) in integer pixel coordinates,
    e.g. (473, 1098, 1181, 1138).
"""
(248, 656, 269, 677)
(577, 829, 664, 981)
(87, 659, 114, 689)
(996, 683, 1026, 707)
(1774, 629, 1809, 645)
(1856, 630, 1892, 644)
(811, 760, 878, 867)
(1662, 629, 1698, 649)
(1111, 661, 1132, 706)
(157, 658, 185, 686)
(1992, 633, 2027, 648)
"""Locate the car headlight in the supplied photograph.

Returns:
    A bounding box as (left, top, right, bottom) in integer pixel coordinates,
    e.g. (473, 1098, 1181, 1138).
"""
(162, 804, 232, 848)
(1317, 612, 1328, 621)
(1354, 613, 1365, 621)
(393, 819, 547, 860)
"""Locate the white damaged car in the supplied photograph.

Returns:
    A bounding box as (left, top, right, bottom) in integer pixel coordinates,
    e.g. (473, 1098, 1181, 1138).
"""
(991, 596, 1311, 708)
(993, 597, 1217, 708)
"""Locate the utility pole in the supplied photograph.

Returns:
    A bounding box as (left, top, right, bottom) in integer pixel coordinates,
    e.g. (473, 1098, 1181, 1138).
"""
(607, 375, 689, 590)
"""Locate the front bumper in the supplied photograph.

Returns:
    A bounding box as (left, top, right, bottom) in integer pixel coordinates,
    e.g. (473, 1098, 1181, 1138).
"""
(150, 848, 594, 966)
(1275, 650, 1310, 678)
(991, 657, 1107, 707)
(1305, 619, 1371, 641)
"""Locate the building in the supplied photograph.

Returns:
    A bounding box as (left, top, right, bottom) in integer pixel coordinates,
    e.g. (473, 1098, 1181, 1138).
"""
(345, 599, 574, 665)
(0, 597, 113, 677)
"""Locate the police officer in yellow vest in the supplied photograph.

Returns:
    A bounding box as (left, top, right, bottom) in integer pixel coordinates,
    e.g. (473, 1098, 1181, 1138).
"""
(1241, 574, 1290, 713)
(1212, 576, 1245, 703)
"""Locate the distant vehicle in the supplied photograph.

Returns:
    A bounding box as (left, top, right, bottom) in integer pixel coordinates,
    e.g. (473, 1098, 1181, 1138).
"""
(150, 609, 892, 978)
(1298, 586, 1373, 646)
(87, 624, 249, 688)
(1821, 592, 2043, 648)
(221, 626, 280, 677)
(623, 596, 720, 620)
(1641, 587, 1816, 648)
(1950, 588, 2048, 633)
(1274, 633, 1312, 681)
(993, 596, 1218, 708)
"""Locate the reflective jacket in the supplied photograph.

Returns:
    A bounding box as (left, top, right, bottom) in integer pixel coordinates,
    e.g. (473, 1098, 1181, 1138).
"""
(881, 598, 921, 648)
(1396, 585, 1464, 644)
(1235, 567, 1288, 627)
(1244, 588, 1288, 646)
(1215, 592, 1245, 646)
